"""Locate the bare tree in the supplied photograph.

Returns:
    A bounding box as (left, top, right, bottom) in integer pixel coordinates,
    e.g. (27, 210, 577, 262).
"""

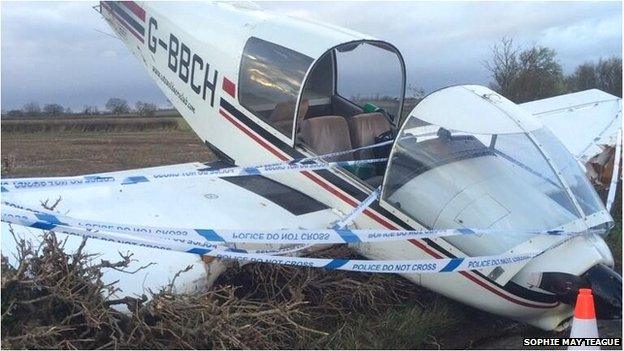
(135, 101, 157, 117)
(83, 105, 99, 115)
(596, 57, 622, 97)
(514, 46, 565, 102)
(105, 98, 130, 115)
(43, 103, 64, 116)
(565, 57, 622, 97)
(485, 38, 565, 103)
(484, 38, 519, 99)
(566, 62, 598, 93)
(406, 84, 425, 99)
(22, 102, 41, 116)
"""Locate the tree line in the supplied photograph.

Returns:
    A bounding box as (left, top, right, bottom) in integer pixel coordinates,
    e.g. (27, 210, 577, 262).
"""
(485, 37, 622, 103)
(4, 98, 161, 118)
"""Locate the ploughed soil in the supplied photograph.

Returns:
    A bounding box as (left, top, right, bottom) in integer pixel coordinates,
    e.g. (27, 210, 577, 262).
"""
(1, 129, 214, 177)
(1, 117, 621, 349)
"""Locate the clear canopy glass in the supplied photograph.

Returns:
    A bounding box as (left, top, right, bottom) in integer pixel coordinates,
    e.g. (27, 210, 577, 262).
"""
(382, 113, 611, 233)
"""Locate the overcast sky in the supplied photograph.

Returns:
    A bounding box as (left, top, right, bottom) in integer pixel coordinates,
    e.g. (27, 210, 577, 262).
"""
(1, 1, 621, 111)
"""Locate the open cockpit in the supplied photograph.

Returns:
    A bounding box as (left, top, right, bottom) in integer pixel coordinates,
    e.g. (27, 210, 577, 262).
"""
(237, 37, 406, 187)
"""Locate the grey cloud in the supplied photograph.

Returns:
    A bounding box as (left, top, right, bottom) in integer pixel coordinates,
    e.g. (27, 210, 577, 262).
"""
(264, 1, 621, 91)
(1, 1, 621, 111)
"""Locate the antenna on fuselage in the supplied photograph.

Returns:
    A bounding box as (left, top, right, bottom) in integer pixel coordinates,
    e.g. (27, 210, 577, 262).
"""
(91, 4, 120, 40)
(93, 28, 120, 41)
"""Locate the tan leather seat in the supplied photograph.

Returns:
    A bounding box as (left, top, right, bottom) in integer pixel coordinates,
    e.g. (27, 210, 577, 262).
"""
(269, 99, 309, 135)
(300, 115, 352, 160)
(348, 112, 391, 159)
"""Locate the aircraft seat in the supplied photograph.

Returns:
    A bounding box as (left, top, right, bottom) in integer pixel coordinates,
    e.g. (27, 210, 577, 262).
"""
(269, 99, 309, 135)
(348, 112, 391, 159)
(300, 115, 352, 160)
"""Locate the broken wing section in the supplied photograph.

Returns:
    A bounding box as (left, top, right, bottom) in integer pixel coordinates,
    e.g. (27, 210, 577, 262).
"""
(520, 89, 621, 162)
(520, 89, 622, 199)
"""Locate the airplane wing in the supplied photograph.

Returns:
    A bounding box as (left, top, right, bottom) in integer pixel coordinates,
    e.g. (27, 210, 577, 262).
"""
(520, 89, 621, 164)
(1, 161, 340, 304)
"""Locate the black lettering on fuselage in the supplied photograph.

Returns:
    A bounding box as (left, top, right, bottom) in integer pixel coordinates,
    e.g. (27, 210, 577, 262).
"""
(168, 34, 179, 73)
(148, 16, 220, 108)
(203, 64, 218, 107)
(190, 54, 203, 94)
(179, 43, 191, 83)
(148, 17, 157, 53)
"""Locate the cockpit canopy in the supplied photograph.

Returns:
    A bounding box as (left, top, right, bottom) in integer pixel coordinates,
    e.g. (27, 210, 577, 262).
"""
(238, 38, 405, 145)
(381, 85, 612, 235)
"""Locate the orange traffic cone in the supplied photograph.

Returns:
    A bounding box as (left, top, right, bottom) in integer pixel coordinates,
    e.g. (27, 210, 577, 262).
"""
(568, 288, 599, 350)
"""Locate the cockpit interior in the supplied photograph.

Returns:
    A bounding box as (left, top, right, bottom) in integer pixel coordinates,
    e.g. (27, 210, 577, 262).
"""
(238, 38, 405, 186)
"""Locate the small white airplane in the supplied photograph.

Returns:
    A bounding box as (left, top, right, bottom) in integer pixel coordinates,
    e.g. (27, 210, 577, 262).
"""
(1, 1, 621, 331)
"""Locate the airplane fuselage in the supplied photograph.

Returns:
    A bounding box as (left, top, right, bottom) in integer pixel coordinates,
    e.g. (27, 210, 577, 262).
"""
(100, 1, 616, 330)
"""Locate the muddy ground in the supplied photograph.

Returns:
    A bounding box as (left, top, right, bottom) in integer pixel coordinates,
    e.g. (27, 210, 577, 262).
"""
(1, 117, 621, 349)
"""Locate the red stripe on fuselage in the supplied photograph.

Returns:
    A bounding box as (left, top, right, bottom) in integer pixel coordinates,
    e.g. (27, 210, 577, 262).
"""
(222, 77, 236, 98)
(219, 109, 288, 161)
(217, 105, 556, 309)
(458, 271, 554, 309)
(121, 1, 146, 21)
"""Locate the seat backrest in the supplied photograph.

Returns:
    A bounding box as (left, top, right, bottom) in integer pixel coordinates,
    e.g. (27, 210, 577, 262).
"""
(270, 99, 309, 122)
(300, 115, 352, 160)
(268, 99, 309, 136)
(348, 112, 391, 159)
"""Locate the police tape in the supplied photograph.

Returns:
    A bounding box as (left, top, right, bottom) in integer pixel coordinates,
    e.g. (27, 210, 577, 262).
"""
(260, 139, 395, 168)
(0, 157, 387, 193)
(331, 186, 381, 229)
(1, 207, 539, 274)
(2, 206, 312, 256)
(2, 201, 589, 248)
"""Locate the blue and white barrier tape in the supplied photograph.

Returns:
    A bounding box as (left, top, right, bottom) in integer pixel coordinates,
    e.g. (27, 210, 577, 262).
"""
(332, 186, 381, 229)
(0, 157, 387, 193)
(2, 208, 311, 256)
(2, 201, 588, 247)
(262, 139, 395, 168)
(2, 209, 538, 274)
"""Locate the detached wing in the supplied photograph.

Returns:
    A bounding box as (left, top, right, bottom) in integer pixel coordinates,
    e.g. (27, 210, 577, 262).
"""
(520, 89, 621, 163)
(1, 162, 338, 303)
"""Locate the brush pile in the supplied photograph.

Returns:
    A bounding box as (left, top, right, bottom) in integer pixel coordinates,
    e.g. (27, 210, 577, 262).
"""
(1, 229, 464, 349)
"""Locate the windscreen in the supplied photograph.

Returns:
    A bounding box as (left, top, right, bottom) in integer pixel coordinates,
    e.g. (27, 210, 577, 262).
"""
(382, 117, 584, 231)
(239, 37, 313, 136)
(534, 128, 608, 217)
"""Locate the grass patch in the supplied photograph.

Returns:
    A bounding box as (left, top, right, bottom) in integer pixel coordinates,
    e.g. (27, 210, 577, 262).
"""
(322, 300, 459, 349)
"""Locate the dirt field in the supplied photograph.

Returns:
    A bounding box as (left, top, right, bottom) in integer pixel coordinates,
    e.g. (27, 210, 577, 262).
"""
(1, 121, 214, 177)
(1, 116, 621, 349)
